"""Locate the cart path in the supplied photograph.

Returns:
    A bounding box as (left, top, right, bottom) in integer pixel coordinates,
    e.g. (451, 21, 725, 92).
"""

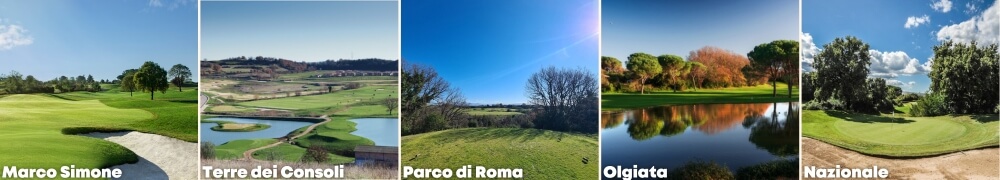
(243, 115, 331, 161)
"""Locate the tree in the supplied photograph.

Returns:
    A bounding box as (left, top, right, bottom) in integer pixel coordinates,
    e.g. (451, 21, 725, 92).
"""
(813, 36, 871, 111)
(134, 61, 169, 100)
(601, 56, 627, 92)
(525, 66, 598, 133)
(119, 69, 138, 96)
(383, 97, 398, 115)
(168, 64, 192, 92)
(401, 63, 465, 135)
(655, 54, 689, 92)
(928, 41, 999, 114)
(626, 53, 661, 94)
(688, 46, 750, 88)
(748, 40, 798, 97)
(300, 145, 329, 163)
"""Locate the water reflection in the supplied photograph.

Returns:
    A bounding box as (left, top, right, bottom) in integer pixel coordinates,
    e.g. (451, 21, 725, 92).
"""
(601, 102, 799, 171)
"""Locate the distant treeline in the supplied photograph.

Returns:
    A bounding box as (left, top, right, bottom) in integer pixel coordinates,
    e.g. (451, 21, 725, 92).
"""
(0, 71, 105, 94)
(205, 56, 398, 72)
(402, 63, 598, 135)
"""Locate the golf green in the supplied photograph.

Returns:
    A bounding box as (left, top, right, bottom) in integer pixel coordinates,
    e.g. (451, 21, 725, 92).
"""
(803, 110, 999, 157)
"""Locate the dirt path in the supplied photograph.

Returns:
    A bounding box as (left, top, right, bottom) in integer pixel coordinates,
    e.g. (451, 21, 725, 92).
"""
(802, 137, 999, 179)
(243, 115, 331, 161)
(80, 131, 197, 179)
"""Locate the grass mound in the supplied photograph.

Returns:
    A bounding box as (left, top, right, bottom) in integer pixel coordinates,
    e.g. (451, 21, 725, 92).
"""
(214, 139, 277, 160)
(402, 128, 598, 179)
(803, 110, 998, 156)
(0, 94, 153, 168)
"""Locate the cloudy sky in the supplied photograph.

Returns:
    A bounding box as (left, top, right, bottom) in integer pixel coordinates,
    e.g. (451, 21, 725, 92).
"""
(803, 0, 998, 93)
(0, 0, 197, 81)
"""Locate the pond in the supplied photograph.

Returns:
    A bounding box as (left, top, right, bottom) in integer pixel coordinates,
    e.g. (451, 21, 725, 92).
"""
(601, 102, 799, 171)
(349, 118, 400, 146)
(200, 117, 316, 145)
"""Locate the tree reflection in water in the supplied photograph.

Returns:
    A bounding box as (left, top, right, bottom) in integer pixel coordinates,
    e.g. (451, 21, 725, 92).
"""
(604, 103, 799, 157)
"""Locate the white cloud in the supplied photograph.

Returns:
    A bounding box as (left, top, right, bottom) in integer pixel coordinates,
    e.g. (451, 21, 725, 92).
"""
(932, 0, 953, 13)
(885, 79, 916, 88)
(800, 32, 820, 72)
(868, 50, 929, 78)
(0, 19, 33, 50)
(905, 15, 931, 29)
(148, 0, 193, 10)
(965, 2, 980, 14)
(936, 0, 999, 45)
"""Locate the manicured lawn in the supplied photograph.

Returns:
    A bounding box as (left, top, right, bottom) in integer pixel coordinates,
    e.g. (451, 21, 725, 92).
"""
(237, 85, 396, 110)
(214, 139, 277, 160)
(0, 94, 151, 168)
(803, 110, 998, 156)
(51, 89, 199, 142)
(253, 143, 354, 164)
(292, 117, 374, 152)
(602, 83, 799, 110)
(402, 128, 599, 179)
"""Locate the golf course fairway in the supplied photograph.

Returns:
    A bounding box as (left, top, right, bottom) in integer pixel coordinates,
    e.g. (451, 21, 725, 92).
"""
(402, 128, 598, 179)
(0, 94, 153, 168)
(803, 110, 999, 157)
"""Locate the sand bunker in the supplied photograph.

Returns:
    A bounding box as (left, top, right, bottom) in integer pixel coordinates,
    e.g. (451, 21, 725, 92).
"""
(802, 138, 999, 179)
(81, 131, 198, 179)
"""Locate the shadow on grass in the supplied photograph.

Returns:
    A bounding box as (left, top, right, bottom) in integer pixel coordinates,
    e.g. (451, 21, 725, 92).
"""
(427, 128, 551, 144)
(967, 114, 999, 123)
(824, 110, 914, 124)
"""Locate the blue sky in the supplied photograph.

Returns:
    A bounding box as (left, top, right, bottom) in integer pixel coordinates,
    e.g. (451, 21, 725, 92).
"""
(403, 0, 599, 104)
(201, 1, 398, 61)
(0, 0, 196, 81)
(602, 0, 799, 63)
(803, 0, 998, 93)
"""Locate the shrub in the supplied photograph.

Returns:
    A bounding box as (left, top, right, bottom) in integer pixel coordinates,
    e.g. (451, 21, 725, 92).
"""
(908, 93, 948, 117)
(667, 160, 734, 180)
(421, 114, 447, 132)
(201, 142, 216, 159)
(300, 145, 329, 163)
(735, 159, 797, 179)
(802, 100, 823, 110)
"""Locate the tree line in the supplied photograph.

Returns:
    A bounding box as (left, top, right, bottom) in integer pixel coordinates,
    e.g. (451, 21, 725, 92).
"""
(204, 56, 398, 74)
(401, 63, 598, 135)
(602, 40, 799, 97)
(802, 36, 998, 116)
(0, 61, 191, 101)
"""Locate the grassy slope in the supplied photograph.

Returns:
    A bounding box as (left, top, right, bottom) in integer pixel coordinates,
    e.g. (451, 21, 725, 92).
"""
(602, 83, 799, 110)
(803, 110, 999, 156)
(215, 139, 278, 160)
(0, 94, 152, 168)
(51, 88, 199, 142)
(402, 128, 599, 179)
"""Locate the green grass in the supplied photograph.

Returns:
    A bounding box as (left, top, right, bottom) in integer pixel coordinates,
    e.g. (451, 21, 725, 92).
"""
(0, 95, 146, 168)
(602, 83, 798, 110)
(253, 143, 354, 164)
(465, 108, 524, 116)
(50, 89, 199, 142)
(293, 117, 375, 152)
(209, 122, 271, 132)
(214, 139, 277, 160)
(803, 110, 998, 156)
(402, 128, 598, 179)
(237, 86, 395, 111)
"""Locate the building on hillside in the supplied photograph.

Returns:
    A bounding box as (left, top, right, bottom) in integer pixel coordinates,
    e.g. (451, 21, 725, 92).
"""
(354, 145, 398, 166)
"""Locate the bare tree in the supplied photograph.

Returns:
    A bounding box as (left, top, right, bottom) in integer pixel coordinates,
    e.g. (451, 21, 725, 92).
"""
(401, 63, 466, 135)
(525, 66, 598, 133)
(383, 97, 398, 115)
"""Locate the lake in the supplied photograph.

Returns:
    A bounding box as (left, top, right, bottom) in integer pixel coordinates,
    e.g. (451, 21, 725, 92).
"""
(601, 102, 799, 171)
(200, 117, 316, 145)
(349, 118, 399, 146)
(201, 117, 400, 147)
